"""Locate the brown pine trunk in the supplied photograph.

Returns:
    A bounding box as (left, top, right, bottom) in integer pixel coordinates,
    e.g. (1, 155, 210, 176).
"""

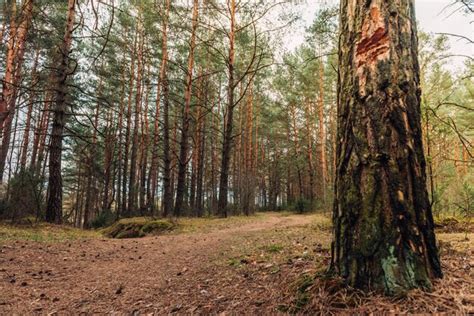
(149, 0, 170, 214)
(195, 85, 207, 216)
(115, 69, 127, 218)
(122, 34, 137, 216)
(139, 63, 151, 213)
(103, 106, 115, 211)
(318, 56, 327, 203)
(20, 49, 40, 169)
(218, 0, 236, 217)
(304, 98, 315, 201)
(158, 0, 173, 217)
(84, 98, 100, 228)
(30, 89, 51, 174)
(0, 0, 34, 180)
(46, 0, 76, 224)
(331, 0, 442, 295)
(129, 28, 144, 215)
(174, 0, 199, 216)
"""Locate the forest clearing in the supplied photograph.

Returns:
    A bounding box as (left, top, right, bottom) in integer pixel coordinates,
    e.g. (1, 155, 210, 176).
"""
(0, 0, 473, 314)
(1, 212, 473, 314)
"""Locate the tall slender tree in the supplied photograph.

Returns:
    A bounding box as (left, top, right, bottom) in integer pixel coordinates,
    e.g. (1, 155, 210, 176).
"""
(174, 0, 200, 216)
(46, 0, 76, 223)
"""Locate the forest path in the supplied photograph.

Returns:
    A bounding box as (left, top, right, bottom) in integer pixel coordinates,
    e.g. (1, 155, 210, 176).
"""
(0, 213, 326, 314)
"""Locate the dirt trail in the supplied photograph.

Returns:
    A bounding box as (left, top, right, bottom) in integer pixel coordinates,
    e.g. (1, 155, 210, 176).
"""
(0, 213, 316, 314)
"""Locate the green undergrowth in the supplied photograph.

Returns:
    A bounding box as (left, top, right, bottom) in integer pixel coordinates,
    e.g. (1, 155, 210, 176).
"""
(102, 217, 176, 239)
(0, 223, 99, 243)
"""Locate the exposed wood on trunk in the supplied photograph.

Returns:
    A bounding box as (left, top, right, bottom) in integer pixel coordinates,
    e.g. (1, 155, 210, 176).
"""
(331, 0, 442, 295)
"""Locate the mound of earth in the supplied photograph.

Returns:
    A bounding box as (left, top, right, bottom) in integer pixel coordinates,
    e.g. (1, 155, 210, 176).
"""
(102, 217, 176, 239)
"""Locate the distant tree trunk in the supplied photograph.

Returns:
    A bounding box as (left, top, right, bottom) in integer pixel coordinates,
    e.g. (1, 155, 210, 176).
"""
(331, 0, 442, 295)
(0, 0, 34, 181)
(195, 88, 207, 216)
(129, 29, 144, 216)
(84, 99, 100, 228)
(149, 0, 170, 214)
(318, 56, 327, 202)
(115, 69, 127, 218)
(218, 0, 236, 217)
(46, 0, 76, 224)
(210, 90, 220, 214)
(140, 65, 151, 214)
(102, 106, 115, 211)
(174, 0, 199, 217)
(122, 34, 137, 216)
(20, 49, 40, 169)
(30, 89, 51, 174)
(304, 98, 315, 201)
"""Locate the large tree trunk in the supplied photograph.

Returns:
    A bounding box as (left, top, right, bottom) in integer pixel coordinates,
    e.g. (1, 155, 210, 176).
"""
(331, 0, 442, 295)
(174, 0, 199, 216)
(46, 0, 76, 224)
(218, 0, 236, 217)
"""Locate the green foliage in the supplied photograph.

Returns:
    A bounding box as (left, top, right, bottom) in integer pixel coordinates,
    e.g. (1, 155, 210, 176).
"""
(90, 209, 116, 229)
(290, 198, 314, 214)
(454, 181, 474, 219)
(2, 169, 44, 222)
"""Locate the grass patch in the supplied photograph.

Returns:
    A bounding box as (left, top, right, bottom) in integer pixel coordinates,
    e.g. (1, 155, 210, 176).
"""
(0, 223, 99, 243)
(263, 244, 284, 253)
(102, 217, 176, 239)
(290, 273, 315, 312)
(175, 212, 267, 234)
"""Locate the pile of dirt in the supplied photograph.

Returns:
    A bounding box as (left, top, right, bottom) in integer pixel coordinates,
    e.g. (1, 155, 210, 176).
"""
(102, 217, 176, 239)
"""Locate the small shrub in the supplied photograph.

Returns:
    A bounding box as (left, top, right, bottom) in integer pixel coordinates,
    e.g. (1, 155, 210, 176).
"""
(90, 209, 115, 229)
(290, 198, 313, 214)
(4, 169, 44, 221)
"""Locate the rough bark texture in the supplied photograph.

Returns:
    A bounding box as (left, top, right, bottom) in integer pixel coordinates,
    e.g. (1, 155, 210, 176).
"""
(217, 0, 236, 217)
(331, 0, 442, 295)
(46, 0, 76, 224)
(174, 0, 199, 216)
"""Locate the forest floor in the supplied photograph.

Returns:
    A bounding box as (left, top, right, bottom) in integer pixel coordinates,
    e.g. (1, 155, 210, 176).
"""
(0, 212, 473, 314)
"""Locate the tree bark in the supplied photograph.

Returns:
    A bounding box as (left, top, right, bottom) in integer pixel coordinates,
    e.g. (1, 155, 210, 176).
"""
(129, 28, 144, 216)
(20, 49, 40, 169)
(46, 0, 76, 224)
(218, 0, 236, 217)
(174, 0, 199, 216)
(318, 56, 327, 202)
(331, 0, 442, 295)
(0, 0, 34, 181)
